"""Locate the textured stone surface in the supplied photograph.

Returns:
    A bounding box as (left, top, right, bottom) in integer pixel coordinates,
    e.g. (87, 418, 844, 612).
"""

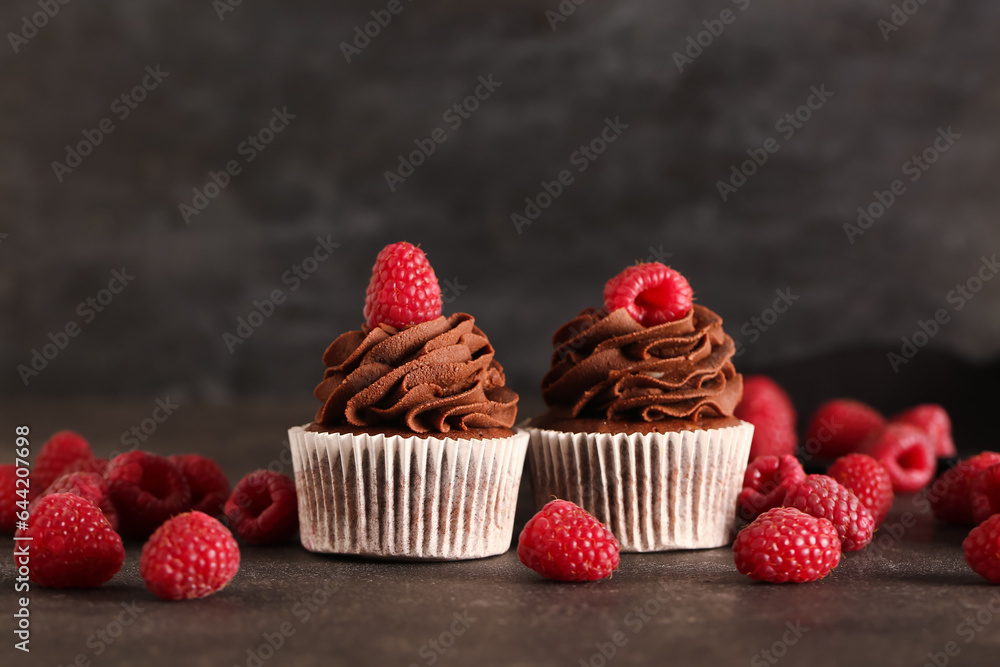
(3, 0, 1000, 402)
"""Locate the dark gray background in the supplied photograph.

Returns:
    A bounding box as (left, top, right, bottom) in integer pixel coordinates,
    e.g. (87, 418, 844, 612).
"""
(4, 0, 1000, 411)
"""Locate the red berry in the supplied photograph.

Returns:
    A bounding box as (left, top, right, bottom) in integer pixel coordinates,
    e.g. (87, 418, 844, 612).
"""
(107, 452, 192, 537)
(963, 514, 1000, 583)
(734, 376, 797, 460)
(929, 452, 1000, 525)
(33, 431, 94, 493)
(15, 493, 125, 587)
(733, 507, 841, 583)
(603, 262, 693, 327)
(891, 404, 956, 458)
(363, 242, 442, 330)
(737, 454, 806, 522)
(33, 472, 119, 532)
(518, 499, 620, 582)
(783, 474, 875, 552)
(62, 458, 110, 478)
(861, 423, 936, 493)
(972, 464, 1000, 525)
(168, 455, 230, 517)
(804, 399, 885, 460)
(140, 511, 240, 600)
(827, 454, 894, 526)
(1, 464, 20, 533)
(224, 471, 298, 545)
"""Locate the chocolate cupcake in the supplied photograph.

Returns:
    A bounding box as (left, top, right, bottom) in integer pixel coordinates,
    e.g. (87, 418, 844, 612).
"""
(524, 263, 753, 552)
(289, 242, 527, 560)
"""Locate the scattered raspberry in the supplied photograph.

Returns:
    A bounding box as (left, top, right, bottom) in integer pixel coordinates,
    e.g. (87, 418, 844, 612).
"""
(733, 507, 841, 583)
(827, 454, 894, 526)
(33, 431, 94, 493)
(33, 472, 119, 532)
(963, 514, 1000, 583)
(737, 454, 806, 522)
(1, 464, 20, 533)
(168, 455, 230, 517)
(928, 452, 1000, 525)
(783, 474, 875, 551)
(971, 464, 1000, 525)
(518, 499, 620, 581)
(603, 262, 693, 327)
(734, 375, 797, 460)
(15, 493, 125, 587)
(107, 452, 192, 537)
(62, 457, 110, 478)
(363, 242, 443, 330)
(804, 399, 885, 460)
(225, 471, 298, 545)
(140, 511, 240, 600)
(891, 404, 956, 458)
(861, 423, 936, 493)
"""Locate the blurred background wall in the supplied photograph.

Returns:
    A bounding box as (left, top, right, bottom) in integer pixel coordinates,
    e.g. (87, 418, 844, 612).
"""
(3, 0, 1000, 416)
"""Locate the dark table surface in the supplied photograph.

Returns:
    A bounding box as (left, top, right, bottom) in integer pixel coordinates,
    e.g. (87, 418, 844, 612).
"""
(2, 397, 999, 667)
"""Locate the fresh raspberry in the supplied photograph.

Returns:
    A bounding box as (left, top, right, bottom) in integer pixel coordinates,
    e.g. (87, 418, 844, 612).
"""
(1, 464, 21, 533)
(363, 242, 442, 330)
(737, 454, 806, 522)
(861, 423, 936, 493)
(891, 404, 956, 458)
(517, 499, 620, 581)
(33, 472, 119, 532)
(971, 464, 1000, 525)
(734, 376, 797, 460)
(603, 262, 693, 327)
(827, 454, 894, 526)
(783, 474, 875, 551)
(140, 511, 240, 600)
(15, 493, 125, 587)
(224, 471, 298, 545)
(62, 457, 110, 477)
(107, 452, 192, 537)
(733, 507, 841, 583)
(963, 514, 1000, 583)
(168, 455, 230, 517)
(803, 399, 885, 460)
(33, 431, 95, 493)
(928, 452, 1000, 525)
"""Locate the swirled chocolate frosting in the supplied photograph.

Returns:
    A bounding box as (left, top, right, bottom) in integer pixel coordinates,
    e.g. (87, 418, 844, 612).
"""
(312, 313, 518, 434)
(535, 304, 743, 432)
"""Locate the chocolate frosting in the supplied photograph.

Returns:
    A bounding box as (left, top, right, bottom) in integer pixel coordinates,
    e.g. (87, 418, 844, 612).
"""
(313, 313, 518, 434)
(540, 304, 743, 423)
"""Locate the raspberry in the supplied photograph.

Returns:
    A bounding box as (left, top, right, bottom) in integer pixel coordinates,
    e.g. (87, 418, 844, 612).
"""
(33, 431, 94, 493)
(804, 399, 885, 460)
(107, 452, 192, 537)
(363, 242, 442, 330)
(963, 514, 1000, 583)
(62, 457, 110, 477)
(891, 404, 956, 458)
(733, 376, 797, 460)
(928, 452, 1000, 525)
(33, 472, 119, 532)
(737, 454, 806, 522)
(861, 423, 936, 493)
(518, 499, 620, 581)
(733, 507, 841, 583)
(140, 511, 240, 600)
(1, 464, 20, 533)
(603, 262, 693, 327)
(971, 464, 1000, 525)
(168, 455, 230, 517)
(15, 493, 125, 587)
(783, 474, 875, 551)
(827, 454, 894, 526)
(225, 471, 298, 545)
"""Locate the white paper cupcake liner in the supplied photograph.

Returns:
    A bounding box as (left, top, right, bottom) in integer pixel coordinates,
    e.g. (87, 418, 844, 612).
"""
(288, 426, 529, 560)
(524, 421, 753, 552)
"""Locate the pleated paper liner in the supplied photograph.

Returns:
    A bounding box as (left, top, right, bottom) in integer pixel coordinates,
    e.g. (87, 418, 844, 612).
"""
(289, 426, 529, 560)
(524, 421, 753, 552)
